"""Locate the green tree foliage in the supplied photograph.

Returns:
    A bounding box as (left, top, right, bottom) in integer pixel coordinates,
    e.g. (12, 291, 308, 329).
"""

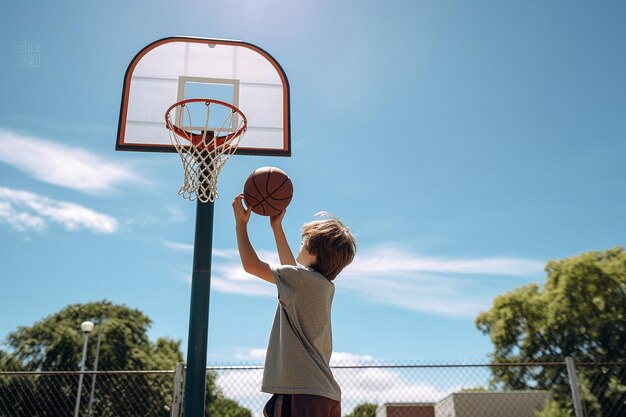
(476, 247, 626, 417)
(6, 300, 182, 371)
(0, 301, 251, 417)
(208, 397, 253, 417)
(534, 399, 570, 417)
(0, 349, 22, 371)
(345, 403, 378, 417)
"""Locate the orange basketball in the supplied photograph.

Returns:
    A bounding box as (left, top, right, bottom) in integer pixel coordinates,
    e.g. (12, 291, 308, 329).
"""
(243, 166, 293, 216)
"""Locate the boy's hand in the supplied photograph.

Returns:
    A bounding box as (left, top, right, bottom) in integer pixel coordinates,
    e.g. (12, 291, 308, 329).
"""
(232, 194, 252, 225)
(270, 210, 286, 229)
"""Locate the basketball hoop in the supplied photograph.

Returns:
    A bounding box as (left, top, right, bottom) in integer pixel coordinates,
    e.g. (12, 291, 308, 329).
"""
(165, 98, 248, 203)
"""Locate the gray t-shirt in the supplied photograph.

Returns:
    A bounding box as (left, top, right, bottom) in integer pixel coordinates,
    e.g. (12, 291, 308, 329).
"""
(261, 265, 341, 401)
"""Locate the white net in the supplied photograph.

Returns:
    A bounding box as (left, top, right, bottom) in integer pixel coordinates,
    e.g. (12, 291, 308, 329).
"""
(165, 99, 247, 203)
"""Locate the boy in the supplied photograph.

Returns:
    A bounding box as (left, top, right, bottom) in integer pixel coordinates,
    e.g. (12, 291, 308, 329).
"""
(232, 194, 356, 417)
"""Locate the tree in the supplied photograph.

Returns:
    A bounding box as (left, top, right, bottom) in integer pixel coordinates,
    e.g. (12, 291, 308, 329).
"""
(0, 349, 22, 371)
(0, 301, 251, 417)
(208, 397, 252, 417)
(6, 300, 182, 371)
(476, 247, 626, 417)
(345, 403, 378, 417)
(534, 399, 571, 417)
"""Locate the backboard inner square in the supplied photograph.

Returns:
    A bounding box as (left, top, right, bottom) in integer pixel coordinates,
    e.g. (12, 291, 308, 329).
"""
(176, 77, 240, 131)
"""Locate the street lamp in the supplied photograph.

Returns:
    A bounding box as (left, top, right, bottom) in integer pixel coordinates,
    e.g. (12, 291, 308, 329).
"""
(87, 315, 106, 417)
(74, 320, 94, 417)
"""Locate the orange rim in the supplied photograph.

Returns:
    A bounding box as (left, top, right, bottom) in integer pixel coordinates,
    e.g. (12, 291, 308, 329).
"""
(165, 98, 248, 151)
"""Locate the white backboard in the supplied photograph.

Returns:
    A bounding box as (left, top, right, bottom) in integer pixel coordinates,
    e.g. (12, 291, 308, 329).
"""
(117, 37, 290, 156)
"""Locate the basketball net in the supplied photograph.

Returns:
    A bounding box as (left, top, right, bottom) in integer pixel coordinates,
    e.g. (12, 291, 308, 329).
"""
(165, 99, 247, 203)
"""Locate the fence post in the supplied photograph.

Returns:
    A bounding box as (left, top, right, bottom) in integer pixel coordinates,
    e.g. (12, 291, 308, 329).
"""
(565, 356, 585, 417)
(171, 362, 185, 417)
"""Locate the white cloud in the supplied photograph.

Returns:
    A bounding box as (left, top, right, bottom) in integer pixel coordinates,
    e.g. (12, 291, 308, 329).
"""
(173, 247, 279, 296)
(330, 352, 375, 366)
(163, 241, 195, 252)
(213, 250, 279, 296)
(213, 248, 240, 259)
(231, 349, 375, 366)
(174, 271, 192, 284)
(176, 266, 276, 297)
(167, 206, 186, 222)
(0, 187, 118, 234)
(234, 348, 268, 362)
(189, 245, 544, 317)
(336, 246, 545, 317)
(0, 200, 46, 232)
(340, 271, 486, 316)
(213, 264, 277, 297)
(335, 367, 454, 406)
(347, 247, 543, 277)
(0, 129, 144, 194)
(174, 265, 276, 297)
(214, 367, 267, 417)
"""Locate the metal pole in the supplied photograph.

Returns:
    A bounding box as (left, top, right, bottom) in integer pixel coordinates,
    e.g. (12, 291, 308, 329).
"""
(74, 332, 90, 417)
(183, 199, 214, 417)
(565, 356, 585, 417)
(87, 315, 105, 416)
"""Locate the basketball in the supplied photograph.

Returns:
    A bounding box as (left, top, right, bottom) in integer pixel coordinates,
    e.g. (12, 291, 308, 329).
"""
(243, 166, 293, 216)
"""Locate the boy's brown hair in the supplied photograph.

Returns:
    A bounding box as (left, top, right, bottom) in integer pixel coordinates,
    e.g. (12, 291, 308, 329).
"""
(301, 213, 356, 281)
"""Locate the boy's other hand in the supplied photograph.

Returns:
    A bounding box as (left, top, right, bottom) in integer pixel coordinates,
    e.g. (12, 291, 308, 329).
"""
(232, 193, 252, 225)
(270, 210, 286, 229)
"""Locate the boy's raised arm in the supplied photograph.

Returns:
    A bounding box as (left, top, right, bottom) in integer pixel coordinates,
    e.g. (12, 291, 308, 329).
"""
(270, 211, 297, 266)
(232, 194, 276, 284)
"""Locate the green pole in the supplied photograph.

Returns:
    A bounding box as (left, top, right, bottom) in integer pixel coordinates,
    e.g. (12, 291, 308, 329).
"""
(183, 199, 214, 417)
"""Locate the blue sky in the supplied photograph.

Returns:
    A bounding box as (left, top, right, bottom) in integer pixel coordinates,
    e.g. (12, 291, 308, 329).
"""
(1, 0, 626, 373)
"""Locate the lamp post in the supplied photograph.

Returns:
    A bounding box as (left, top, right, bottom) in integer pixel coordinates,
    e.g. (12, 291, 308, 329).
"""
(87, 315, 105, 417)
(74, 320, 94, 417)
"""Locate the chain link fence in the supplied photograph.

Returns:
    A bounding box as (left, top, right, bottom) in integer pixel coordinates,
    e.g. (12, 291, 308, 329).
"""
(1, 360, 624, 417)
(0, 369, 176, 417)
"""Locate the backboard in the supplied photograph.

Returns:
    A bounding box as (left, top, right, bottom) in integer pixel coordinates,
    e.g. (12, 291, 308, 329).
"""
(117, 37, 290, 156)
